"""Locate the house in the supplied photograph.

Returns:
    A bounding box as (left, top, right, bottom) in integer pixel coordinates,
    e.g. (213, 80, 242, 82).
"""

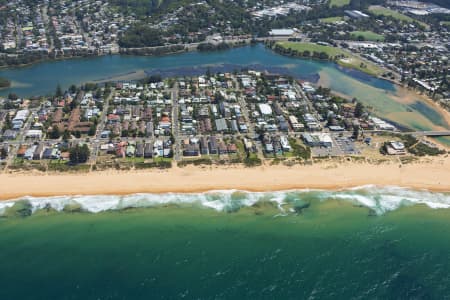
(144, 143, 153, 158)
(13, 110, 29, 125)
(230, 119, 239, 133)
(200, 137, 209, 155)
(108, 114, 121, 123)
(42, 147, 53, 160)
(100, 131, 111, 139)
(24, 145, 37, 160)
(33, 143, 44, 160)
(218, 141, 228, 155)
(280, 136, 291, 152)
(2, 129, 18, 140)
(209, 136, 218, 154)
(183, 143, 200, 156)
(227, 143, 237, 154)
(133, 143, 143, 157)
(215, 118, 228, 132)
(126, 143, 136, 157)
(25, 130, 43, 139)
(17, 145, 28, 157)
(289, 115, 304, 131)
(153, 140, 164, 157)
(303, 114, 321, 131)
(277, 116, 289, 132)
(116, 142, 127, 158)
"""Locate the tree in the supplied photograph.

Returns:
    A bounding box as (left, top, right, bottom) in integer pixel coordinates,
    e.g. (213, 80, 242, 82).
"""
(145, 75, 162, 83)
(0, 147, 7, 159)
(354, 102, 364, 118)
(118, 25, 163, 48)
(69, 144, 90, 164)
(88, 124, 97, 136)
(353, 126, 360, 140)
(50, 125, 60, 139)
(69, 84, 77, 94)
(62, 130, 70, 142)
(8, 93, 18, 100)
(56, 84, 63, 98)
(2, 113, 12, 131)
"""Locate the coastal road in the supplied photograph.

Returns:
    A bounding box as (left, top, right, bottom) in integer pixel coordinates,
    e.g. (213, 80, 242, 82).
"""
(235, 89, 264, 158)
(90, 88, 114, 168)
(170, 83, 181, 161)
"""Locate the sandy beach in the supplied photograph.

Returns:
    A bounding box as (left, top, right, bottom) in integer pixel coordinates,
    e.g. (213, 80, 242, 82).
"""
(1, 157, 449, 200)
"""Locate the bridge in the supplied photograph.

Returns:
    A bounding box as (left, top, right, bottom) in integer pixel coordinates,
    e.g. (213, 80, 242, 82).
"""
(412, 131, 450, 137)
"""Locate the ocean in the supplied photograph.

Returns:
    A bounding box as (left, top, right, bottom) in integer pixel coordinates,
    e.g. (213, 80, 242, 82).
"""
(1, 186, 450, 299)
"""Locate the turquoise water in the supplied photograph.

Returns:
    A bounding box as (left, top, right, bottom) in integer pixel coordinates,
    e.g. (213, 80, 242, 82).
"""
(0, 188, 450, 299)
(0, 44, 448, 132)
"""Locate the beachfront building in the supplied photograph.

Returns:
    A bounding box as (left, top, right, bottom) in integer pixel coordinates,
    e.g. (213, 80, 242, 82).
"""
(386, 141, 407, 155)
(302, 133, 333, 148)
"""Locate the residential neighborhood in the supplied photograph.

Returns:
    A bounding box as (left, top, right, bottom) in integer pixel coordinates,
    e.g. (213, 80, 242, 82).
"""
(0, 70, 446, 172)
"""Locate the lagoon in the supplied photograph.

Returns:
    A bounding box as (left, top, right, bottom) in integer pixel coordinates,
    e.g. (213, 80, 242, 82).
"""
(0, 44, 448, 132)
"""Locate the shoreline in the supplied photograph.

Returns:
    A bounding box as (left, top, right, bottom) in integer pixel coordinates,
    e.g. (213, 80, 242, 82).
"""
(1, 158, 449, 200)
(0, 41, 250, 72)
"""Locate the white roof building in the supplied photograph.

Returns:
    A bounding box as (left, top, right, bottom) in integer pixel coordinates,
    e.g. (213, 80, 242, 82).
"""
(259, 104, 273, 116)
(25, 130, 43, 139)
(269, 29, 295, 36)
(14, 110, 30, 122)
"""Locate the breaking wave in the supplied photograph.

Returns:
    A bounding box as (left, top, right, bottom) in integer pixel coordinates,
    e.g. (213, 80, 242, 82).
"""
(0, 186, 449, 216)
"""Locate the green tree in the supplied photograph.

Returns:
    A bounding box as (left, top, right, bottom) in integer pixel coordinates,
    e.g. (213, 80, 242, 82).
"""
(354, 102, 364, 118)
(69, 84, 77, 94)
(0, 147, 7, 159)
(88, 124, 97, 136)
(8, 93, 18, 100)
(2, 113, 12, 130)
(353, 126, 360, 140)
(56, 84, 63, 98)
(62, 130, 70, 142)
(50, 125, 61, 139)
(69, 144, 90, 164)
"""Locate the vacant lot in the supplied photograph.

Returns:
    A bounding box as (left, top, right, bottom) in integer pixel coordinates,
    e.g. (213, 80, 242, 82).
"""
(277, 42, 347, 57)
(368, 5, 428, 28)
(320, 16, 344, 23)
(351, 30, 385, 41)
(329, 0, 350, 7)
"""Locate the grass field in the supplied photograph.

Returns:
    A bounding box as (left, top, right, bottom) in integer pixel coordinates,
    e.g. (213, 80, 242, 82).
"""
(368, 5, 428, 28)
(276, 42, 384, 76)
(328, 0, 350, 7)
(277, 42, 347, 57)
(351, 30, 385, 41)
(319, 16, 344, 23)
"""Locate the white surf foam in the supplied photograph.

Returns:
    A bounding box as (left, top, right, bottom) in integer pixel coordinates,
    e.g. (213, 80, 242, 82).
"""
(1, 186, 449, 216)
